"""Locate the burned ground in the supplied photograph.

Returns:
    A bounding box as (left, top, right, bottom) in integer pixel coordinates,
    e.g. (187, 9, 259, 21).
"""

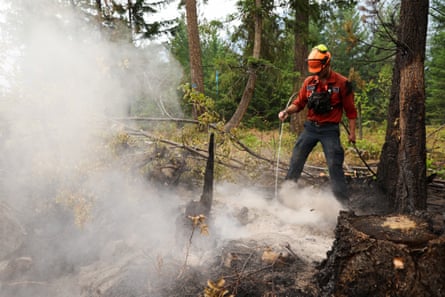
(1, 131, 444, 297)
(161, 177, 445, 297)
(0, 176, 444, 297)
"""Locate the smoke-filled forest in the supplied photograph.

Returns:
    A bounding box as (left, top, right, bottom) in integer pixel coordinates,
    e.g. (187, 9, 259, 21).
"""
(0, 0, 444, 296)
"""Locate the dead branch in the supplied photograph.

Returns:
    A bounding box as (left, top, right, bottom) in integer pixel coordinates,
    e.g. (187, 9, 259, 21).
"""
(114, 117, 380, 179)
(114, 117, 289, 172)
(124, 126, 243, 170)
(115, 117, 199, 125)
(427, 124, 445, 138)
(6, 281, 48, 286)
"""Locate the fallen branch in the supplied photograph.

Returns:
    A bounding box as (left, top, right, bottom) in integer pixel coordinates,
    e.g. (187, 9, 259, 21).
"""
(114, 118, 288, 170)
(114, 117, 380, 180)
(124, 126, 244, 170)
(341, 122, 377, 177)
(6, 281, 47, 286)
(427, 124, 445, 138)
(114, 117, 289, 169)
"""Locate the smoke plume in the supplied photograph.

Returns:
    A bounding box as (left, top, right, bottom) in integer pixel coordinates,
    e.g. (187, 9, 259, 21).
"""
(0, 1, 341, 296)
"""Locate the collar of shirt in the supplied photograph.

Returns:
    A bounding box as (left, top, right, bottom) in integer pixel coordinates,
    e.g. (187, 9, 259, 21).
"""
(314, 70, 336, 84)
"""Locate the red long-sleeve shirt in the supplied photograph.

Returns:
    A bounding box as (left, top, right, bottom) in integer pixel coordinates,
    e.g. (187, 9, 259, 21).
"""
(292, 70, 357, 124)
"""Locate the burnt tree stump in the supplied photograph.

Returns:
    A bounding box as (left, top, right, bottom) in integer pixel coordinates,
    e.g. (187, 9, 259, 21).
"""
(317, 211, 445, 297)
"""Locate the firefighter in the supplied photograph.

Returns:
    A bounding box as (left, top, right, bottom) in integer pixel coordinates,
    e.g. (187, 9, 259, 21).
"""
(278, 44, 357, 205)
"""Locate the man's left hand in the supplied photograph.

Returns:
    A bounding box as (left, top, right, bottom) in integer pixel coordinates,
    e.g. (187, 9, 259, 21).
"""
(348, 133, 356, 143)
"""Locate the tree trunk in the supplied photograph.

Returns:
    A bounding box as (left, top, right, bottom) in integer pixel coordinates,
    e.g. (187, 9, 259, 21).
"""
(377, 53, 401, 209)
(185, 0, 205, 119)
(289, 0, 309, 135)
(224, 0, 262, 132)
(377, 0, 429, 213)
(395, 0, 429, 213)
(317, 211, 445, 297)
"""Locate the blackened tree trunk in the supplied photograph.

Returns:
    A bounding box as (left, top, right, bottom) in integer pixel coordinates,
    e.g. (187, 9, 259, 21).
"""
(185, 0, 205, 119)
(395, 0, 428, 212)
(377, 54, 401, 209)
(224, 0, 262, 132)
(377, 0, 429, 213)
(289, 0, 309, 134)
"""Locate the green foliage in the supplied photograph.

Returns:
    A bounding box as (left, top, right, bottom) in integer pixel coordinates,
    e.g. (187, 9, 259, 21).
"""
(168, 17, 191, 76)
(222, 0, 297, 129)
(426, 5, 445, 124)
(200, 20, 239, 108)
(72, 0, 178, 42)
(319, 7, 367, 77)
(111, 0, 178, 40)
(317, 5, 395, 127)
(238, 133, 261, 148)
(426, 125, 445, 178)
(168, 17, 241, 120)
(181, 83, 222, 126)
(168, 0, 444, 131)
(356, 64, 392, 125)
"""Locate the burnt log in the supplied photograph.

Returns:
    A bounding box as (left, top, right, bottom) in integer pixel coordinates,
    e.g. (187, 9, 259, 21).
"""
(317, 211, 445, 297)
(175, 133, 215, 249)
(185, 132, 215, 217)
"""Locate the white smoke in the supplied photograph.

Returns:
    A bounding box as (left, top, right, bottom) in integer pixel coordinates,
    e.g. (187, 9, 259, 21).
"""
(211, 181, 341, 262)
(0, 0, 184, 287)
(0, 0, 183, 209)
(0, 1, 341, 296)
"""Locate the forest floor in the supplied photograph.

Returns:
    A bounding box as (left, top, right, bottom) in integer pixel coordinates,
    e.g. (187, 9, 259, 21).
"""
(121, 123, 445, 295)
(160, 172, 445, 297)
(1, 123, 444, 297)
(119, 123, 445, 296)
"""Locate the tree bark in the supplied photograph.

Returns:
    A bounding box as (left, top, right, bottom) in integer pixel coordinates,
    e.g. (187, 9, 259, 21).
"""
(185, 0, 205, 119)
(317, 211, 445, 297)
(395, 0, 429, 212)
(377, 54, 401, 209)
(224, 0, 262, 132)
(289, 0, 309, 135)
(377, 0, 429, 213)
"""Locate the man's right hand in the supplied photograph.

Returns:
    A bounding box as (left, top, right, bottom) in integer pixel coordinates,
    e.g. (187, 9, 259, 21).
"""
(278, 110, 289, 121)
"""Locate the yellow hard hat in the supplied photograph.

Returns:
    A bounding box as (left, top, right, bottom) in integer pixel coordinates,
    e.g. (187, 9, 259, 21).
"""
(307, 44, 331, 74)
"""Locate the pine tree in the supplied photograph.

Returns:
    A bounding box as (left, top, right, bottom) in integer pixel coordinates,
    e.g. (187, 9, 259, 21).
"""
(426, 0, 445, 124)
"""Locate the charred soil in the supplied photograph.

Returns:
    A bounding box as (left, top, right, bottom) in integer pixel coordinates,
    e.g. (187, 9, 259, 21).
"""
(162, 177, 445, 297)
